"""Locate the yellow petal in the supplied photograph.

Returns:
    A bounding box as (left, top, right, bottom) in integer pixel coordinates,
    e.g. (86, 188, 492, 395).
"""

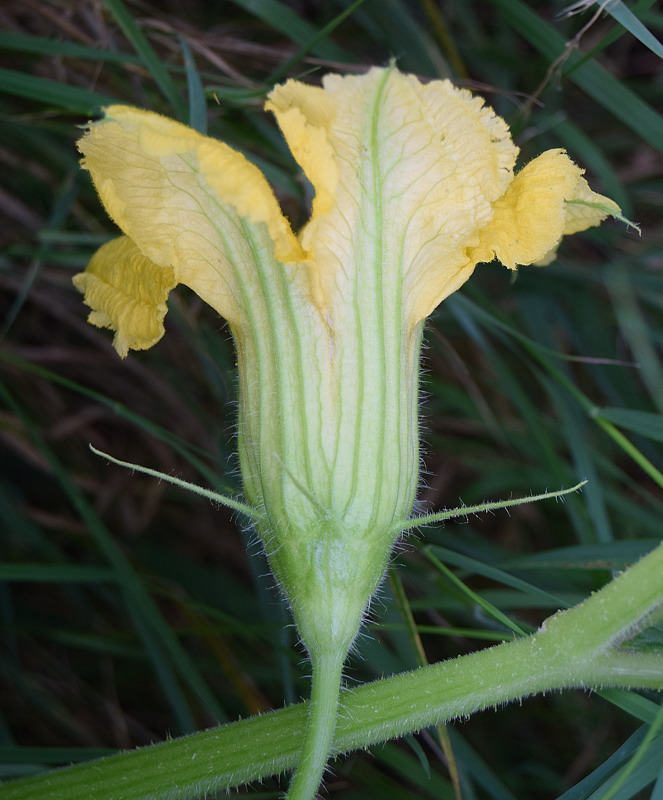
(267, 67, 520, 327)
(264, 83, 338, 219)
(471, 149, 622, 269)
(78, 105, 304, 325)
(562, 176, 622, 235)
(72, 236, 174, 358)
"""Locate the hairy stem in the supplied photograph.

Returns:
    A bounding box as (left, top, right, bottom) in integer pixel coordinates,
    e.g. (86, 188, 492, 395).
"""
(286, 648, 345, 800)
(3, 543, 662, 800)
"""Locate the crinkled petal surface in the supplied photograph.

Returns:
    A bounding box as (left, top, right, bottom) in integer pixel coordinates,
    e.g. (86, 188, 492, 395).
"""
(470, 148, 622, 269)
(75, 68, 623, 371)
(72, 235, 174, 358)
(562, 176, 622, 236)
(267, 67, 520, 327)
(77, 105, 304, 329)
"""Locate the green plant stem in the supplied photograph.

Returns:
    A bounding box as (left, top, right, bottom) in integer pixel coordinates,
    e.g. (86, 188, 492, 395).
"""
(4, 543, 662, 800)
(286, 648, 345, 800)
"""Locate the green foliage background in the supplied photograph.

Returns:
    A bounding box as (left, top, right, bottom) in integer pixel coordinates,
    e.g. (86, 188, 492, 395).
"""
(1, 0, 662, 797)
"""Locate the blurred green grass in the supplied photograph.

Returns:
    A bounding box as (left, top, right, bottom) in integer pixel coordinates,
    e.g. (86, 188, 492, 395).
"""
(1, 0, 662, 797)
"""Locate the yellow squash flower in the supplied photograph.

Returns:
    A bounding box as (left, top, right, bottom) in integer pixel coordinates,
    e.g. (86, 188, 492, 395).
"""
(73, 66, 621, 799)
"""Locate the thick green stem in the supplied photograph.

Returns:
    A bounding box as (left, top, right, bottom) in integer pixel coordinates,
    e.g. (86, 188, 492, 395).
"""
(3, 543, 662, 800)
(286, 648, 345, 800)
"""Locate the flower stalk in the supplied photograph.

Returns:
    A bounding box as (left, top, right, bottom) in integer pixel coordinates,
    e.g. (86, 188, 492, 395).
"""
(286, 648, 345, 800)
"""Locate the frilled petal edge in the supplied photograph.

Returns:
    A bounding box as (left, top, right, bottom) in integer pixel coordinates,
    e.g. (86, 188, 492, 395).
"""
(77, 105, 306, 327)
(470, 149, 622, 270)
(72, 235, 175, 358)
(265, 82, 338, 221)
(266, 67, 522, 329)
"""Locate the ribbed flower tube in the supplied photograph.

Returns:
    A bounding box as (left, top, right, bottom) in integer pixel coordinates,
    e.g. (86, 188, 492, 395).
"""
(232, 237, 422, 656)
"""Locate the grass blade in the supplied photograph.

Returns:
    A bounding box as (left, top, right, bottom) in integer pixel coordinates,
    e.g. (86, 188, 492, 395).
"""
(0, 30, 140, 64)
(0, 379, 226, 729)
(0, 68, 115, 110)
(596, 407, 663, 443)
(102, 0, 186, 118)
(605, 0, 663, 61)
(488, 0, 663, 153)
(228, 0, 351, 62)
(178, 36, 207, 135)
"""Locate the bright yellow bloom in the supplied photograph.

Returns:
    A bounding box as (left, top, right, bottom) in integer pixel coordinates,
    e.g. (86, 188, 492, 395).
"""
(74, 65, 621, 800)
(74, 67, 620, 653)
